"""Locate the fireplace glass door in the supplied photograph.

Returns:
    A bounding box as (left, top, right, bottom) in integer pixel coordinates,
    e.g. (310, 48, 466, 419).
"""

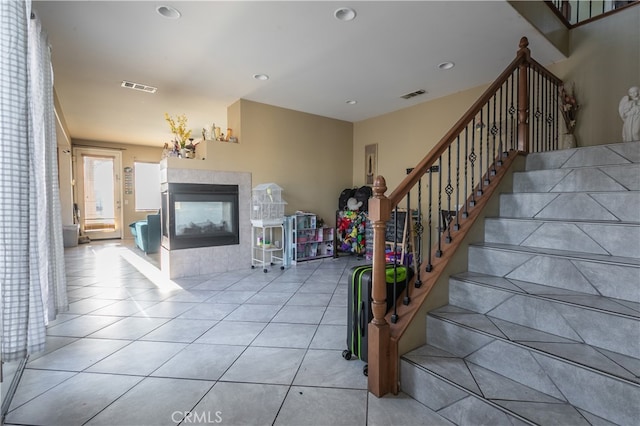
(163, 184, 239, 249)
(175, 199, 234, 237)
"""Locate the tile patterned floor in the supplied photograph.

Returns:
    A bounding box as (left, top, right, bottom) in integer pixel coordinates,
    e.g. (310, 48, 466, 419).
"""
(5, 240, 451, 426)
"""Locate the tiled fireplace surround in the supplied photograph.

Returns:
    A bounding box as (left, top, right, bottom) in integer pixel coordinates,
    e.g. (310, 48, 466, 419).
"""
(160, 159, 251, 278)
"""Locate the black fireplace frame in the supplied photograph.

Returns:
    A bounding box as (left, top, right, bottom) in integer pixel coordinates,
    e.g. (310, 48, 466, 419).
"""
(162, 183, 239, 250)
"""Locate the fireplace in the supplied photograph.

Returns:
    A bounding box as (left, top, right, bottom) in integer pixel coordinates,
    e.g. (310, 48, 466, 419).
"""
(162, 183, 239, 250)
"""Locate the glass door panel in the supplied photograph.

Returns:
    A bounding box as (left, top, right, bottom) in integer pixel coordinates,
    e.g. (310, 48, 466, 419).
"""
(74, 148, 122, 240)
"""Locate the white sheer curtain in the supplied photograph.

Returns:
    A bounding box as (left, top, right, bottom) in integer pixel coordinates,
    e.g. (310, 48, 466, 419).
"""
(29, 3, 68, 326)
(0, 0, 67, 361)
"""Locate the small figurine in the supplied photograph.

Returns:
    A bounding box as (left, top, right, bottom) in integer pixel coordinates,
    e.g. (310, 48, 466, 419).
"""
(619, 86, 640, 142)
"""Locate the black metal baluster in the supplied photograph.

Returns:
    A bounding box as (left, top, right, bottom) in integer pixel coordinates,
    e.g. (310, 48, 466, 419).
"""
(404, 173, 411, 305)
(391, 205, 399, 324)
(425, 168, 433, 272)
(529, 66, 534, 151)
(498, 82, 505, 163)
(414, 170, 423, 287)
(552, 77, 556, 151)
(477, 108, 484, 197)
(538, 69, 543, 152)
(445, 146, 453, 243)
(541, 73, 547, 151)
(509, 72, 516, 152)
(485, 102, 491, 184)
(462, 126, 469, 219)
(540, 71, 545, 152)
(546, 75, 553, 152)
(435, 156, 443, 258)
(469, 118, 477, 207)
(490, 93, 498, 176)
(532, 69, 537, 152)
(553, 84, 560, 149)
(393, 206, 399, 265)
(543, 72, 548, 152)
(533, 73, 542, 152)
(538, 71, 543, 151)
(454, 135, 461, 231)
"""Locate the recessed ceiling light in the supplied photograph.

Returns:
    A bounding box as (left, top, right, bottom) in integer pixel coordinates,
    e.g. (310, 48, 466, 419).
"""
(156, 5, 181, 19)
(346, 100, 357, 105)
(253, 74, 269, 81)
(438, 61, 455, 70)
(334, 7, 356, 21)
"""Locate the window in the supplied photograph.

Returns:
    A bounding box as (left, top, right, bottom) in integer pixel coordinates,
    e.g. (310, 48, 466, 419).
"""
(134, 162, 161, 210)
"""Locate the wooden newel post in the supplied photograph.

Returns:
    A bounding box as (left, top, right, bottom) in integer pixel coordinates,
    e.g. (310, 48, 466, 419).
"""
(368, 175, 392, 397)
(517, 36, 530, 153)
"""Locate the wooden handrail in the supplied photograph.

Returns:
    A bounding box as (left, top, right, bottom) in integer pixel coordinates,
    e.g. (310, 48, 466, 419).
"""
(367, 36, 565, 397)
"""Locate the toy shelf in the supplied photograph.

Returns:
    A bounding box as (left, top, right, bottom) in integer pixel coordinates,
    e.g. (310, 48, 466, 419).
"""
(285, 212, 334, 264)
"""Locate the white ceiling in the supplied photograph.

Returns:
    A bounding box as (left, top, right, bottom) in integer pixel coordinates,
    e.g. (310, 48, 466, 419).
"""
(32, 1, 566, 147)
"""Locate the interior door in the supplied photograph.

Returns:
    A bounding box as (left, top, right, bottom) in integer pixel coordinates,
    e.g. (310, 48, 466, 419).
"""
(74, 148, 123, 240)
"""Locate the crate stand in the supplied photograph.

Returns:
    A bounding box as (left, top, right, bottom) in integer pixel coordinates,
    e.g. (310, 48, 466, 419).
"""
(250, 183, 287, 272)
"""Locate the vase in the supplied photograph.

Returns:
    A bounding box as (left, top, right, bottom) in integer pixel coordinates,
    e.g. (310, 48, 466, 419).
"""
(563, 133, 577, 149)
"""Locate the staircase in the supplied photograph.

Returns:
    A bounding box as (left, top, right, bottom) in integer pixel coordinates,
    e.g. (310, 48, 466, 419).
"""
(400, 142, 640, 425)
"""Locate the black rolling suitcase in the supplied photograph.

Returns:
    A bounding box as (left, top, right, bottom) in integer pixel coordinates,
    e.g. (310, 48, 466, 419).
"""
(342, 263, 414, 375)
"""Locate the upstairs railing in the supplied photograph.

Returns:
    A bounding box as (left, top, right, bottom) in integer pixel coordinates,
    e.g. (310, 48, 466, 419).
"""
(547, 0, 638, 26)
(367, 37, 565, 397)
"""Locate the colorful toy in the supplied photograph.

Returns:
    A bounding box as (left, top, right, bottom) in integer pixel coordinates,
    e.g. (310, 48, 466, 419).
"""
(337, 210, 367, 254)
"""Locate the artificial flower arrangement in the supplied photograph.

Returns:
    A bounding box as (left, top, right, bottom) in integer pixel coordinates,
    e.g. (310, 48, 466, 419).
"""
(559, 84, 580, 134)
(164, 113, 192, 148)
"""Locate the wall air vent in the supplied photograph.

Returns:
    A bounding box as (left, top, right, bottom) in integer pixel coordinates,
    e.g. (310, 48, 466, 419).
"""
(401, 89, 426, 100)
(121, 80, 157, 94)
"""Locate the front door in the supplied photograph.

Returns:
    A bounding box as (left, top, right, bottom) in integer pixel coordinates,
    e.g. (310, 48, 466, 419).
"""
(74, 148, 123, 240)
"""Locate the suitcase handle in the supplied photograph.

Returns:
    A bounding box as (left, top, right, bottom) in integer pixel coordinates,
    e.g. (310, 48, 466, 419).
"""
(359, 300, 366, 336)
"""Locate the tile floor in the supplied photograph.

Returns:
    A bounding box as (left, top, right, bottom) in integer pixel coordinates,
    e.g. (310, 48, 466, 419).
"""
(5, 240, 452, 426)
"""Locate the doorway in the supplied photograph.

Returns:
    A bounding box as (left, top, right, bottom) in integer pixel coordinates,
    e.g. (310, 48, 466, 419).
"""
(73, 148, 123, 240)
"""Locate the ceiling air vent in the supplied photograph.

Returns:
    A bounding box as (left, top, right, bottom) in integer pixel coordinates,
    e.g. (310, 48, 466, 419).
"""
(121, 80, 157, 94)
(401, 89, 426, 100)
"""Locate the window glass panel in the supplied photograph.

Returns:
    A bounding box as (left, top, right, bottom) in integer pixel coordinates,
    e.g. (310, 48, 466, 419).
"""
(134, 162, 160, 211)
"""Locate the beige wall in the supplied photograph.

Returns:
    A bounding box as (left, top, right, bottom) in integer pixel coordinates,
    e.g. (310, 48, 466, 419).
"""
(71, 139, 163, 231)
(353, 86, 486, 193)
(193, 99, 354, 227)
(57, 126, 74, 226)
(55, 91, 75, 226)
